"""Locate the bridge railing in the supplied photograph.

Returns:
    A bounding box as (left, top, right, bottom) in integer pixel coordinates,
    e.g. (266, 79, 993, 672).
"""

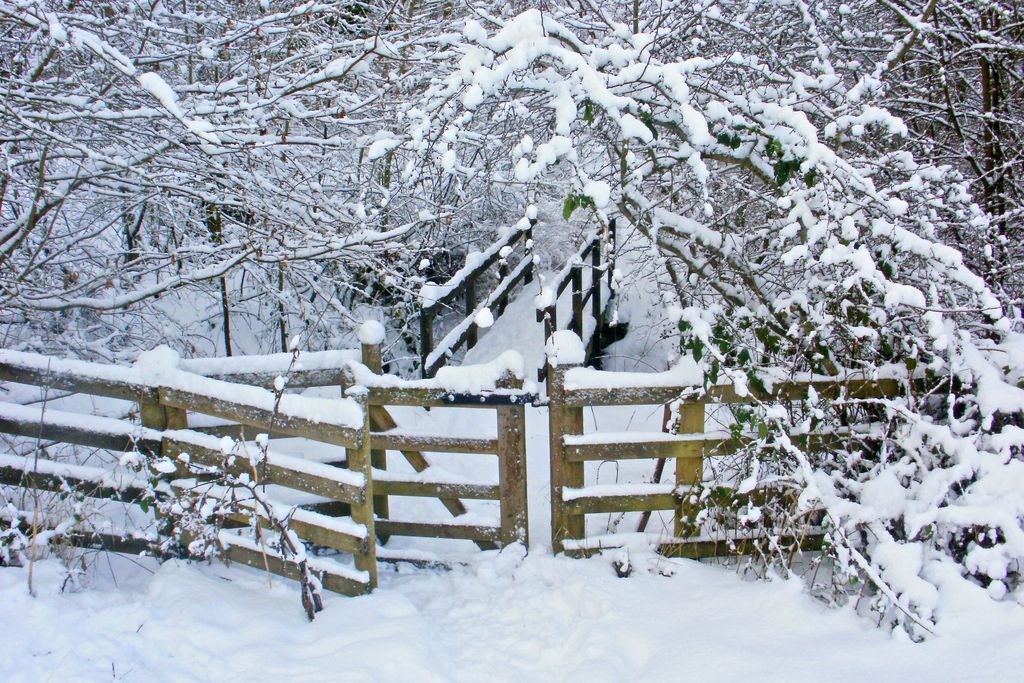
(535, 218, 616, 383)
(418, 219, 535, 378)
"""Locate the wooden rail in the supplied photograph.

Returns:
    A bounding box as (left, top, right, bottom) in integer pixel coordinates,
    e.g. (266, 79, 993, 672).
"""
(546, 353, 902, 557)
(536, 218, 616, 382)
(419, 220, 535, 378)
(0, 350, 377, 596)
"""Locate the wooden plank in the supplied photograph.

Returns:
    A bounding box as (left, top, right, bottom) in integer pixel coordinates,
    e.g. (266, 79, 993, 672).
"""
(420, 229, 527, 313)
(162, 437, 365, 505)
(564, 438, 728, 462)
(374, 479, 499, 499)
(561, 377, 904, 407)
(496, 394, 529, 547)
(374, 520, 502, 542)
(180, 368, 348, 391)
(0, 360, 145, 402)
(192, 424, 293, 440)
(563, 492, 678, 515)
(564, 431, 857, 462)
(159, 386, 362, 448)
(0, 412, 161, 456)
(220, 540, 370, 597)
(371, 432, 498, 454)
(657, 532, 825, 560)
(172, 484, 368, 557)
(0, 462, 148, 504)
(368, 387, 535, 408)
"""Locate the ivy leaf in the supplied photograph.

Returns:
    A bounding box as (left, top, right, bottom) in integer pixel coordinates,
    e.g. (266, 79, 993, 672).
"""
(562, 194, 579, 220)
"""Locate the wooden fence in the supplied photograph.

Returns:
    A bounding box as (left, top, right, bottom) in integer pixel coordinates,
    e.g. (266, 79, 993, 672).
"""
(535, 219, 616, 382)
(419, 220, 535, 377)
(0, 350, 377, 595)
(545, 353, 902, 558)
(188, 342, 532, 552)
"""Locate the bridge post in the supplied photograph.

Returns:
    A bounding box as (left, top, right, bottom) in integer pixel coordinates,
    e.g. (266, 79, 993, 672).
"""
(570, 264, 583, 339)
(524, 218, 536, 284)
(465, 275, 478, 350)
(419, 306, 433, 378)
(590, 241, 602, 362)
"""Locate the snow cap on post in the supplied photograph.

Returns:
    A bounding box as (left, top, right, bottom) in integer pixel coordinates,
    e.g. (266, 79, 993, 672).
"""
(358, 320, 386, 346)
(546, 330, 585, 367)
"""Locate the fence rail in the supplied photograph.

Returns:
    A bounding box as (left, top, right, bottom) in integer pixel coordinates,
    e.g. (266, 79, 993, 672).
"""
(546, 350, 903, 558)
(0, 350, 377, 595)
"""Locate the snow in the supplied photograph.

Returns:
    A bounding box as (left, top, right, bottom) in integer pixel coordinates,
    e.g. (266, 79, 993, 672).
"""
(545, 330, 586, 367)
(4, 551, 1024, 682)
(474, 307, 494, 329)
(358, 320, 387, 346)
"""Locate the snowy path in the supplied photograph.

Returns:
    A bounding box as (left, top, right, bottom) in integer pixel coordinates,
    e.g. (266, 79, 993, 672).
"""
(4, 550, 1023, 682)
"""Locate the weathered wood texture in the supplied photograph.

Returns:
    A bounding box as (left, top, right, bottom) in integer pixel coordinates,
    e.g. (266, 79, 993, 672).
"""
(548, 364, 584, 554)
(561, 377, 903, 408)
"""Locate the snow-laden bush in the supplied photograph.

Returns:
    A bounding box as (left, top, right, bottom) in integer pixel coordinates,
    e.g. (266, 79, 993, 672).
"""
(395, 5, 1024, 634)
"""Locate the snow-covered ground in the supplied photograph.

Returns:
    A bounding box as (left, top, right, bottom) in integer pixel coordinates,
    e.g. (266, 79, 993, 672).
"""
(4, 548, 1024, 682)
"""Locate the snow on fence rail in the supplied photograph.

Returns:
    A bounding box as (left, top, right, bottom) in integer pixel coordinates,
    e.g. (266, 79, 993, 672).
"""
(418, 218, 535, 377)
(0, 349, 377, 596)
(535, 219, 616, 383)
(544, 332, 904, 559)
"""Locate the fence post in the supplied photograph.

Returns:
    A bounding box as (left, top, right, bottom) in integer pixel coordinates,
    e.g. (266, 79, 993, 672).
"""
(143, 389, 188, 475)
(360, 339, 389, 533)
(570, 263, 583, 339)
(675, 400, 705, 538)
(548, 360, 584, 554)
(496, 373, 528, 547)
(347, 392, 377, 590)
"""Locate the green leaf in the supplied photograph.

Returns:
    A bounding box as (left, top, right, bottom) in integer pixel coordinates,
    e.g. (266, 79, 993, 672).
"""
(562, 195, 579, 221)
(139, 497, 150, 513)
(583, 100, 595, 125)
